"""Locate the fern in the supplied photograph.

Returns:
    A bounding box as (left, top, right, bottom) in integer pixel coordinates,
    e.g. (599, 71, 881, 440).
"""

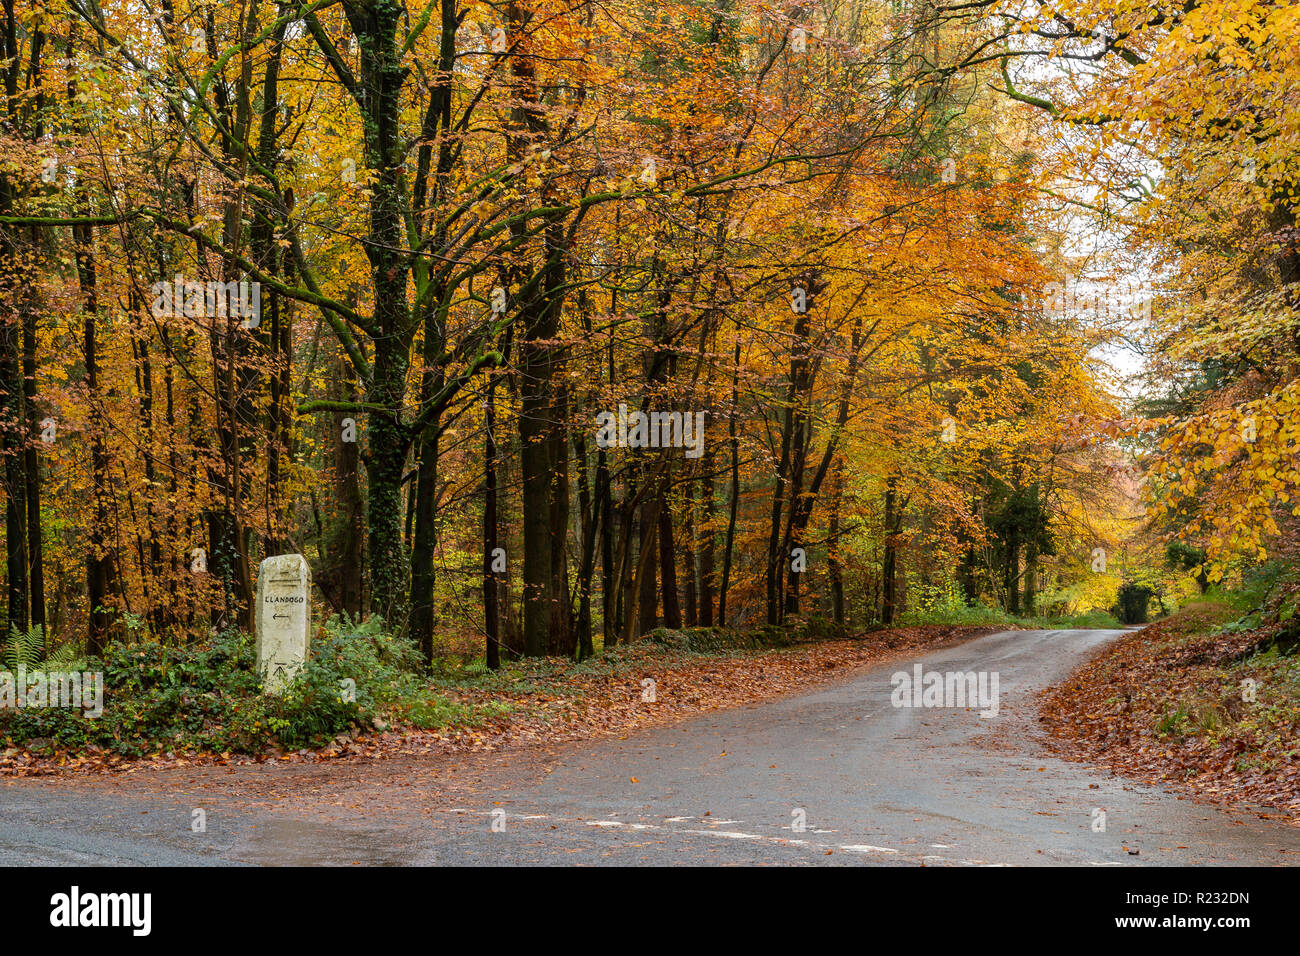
(0, 625, 78, 672)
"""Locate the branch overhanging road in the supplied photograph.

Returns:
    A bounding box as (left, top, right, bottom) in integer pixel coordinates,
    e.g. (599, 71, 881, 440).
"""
(3, 628, 1298, 866)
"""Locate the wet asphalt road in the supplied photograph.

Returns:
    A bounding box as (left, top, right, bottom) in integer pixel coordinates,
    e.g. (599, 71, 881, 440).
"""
(3, 628, 1299, 866)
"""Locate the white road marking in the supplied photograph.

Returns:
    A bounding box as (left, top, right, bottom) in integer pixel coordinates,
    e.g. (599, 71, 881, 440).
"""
(840, 844, 899, 854)
(437, 807, 1010, 865)
(684, 829, 762, 840)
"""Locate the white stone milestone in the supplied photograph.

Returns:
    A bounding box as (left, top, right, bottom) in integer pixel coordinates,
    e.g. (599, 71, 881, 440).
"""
(255, 553, 312, 694)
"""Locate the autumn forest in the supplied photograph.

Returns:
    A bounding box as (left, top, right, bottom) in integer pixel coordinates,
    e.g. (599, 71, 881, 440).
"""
(0, 0, 1295, 672)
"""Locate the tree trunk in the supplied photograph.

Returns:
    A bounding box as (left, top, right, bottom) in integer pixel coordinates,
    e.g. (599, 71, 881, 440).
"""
(364, 346, 411, 623)
(828, 458, 845, 626)
(332, 349, 364, 618)
(0, 302, 28, 636)
(409, 286, 447, 659)
(73, 219, 115, 653)
(598, 439, 614, 649)
(766, 308, 812, 625)
(575, 430, 597, 660)
(636, 496, 659, 636)
(658, 496, 682, 629)
(682, 483, 698, 627)
(484, 373, 501, 670)
(21, 288, 43, 631)
(717, 344, 741, 626)
(882, 475, 898, 626)
(355, 0, 416, 623)
(547, 370, 573, 655)
(519, 312, 555, 654)
(1023, 542, 1037, 616)
(697, 460, 715, 627)
(1003, 532, 1020, 615)
(409, 415, 440, 661)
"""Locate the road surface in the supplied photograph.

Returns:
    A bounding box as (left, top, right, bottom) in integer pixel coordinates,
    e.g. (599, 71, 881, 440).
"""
(2, 628, 1298, 865)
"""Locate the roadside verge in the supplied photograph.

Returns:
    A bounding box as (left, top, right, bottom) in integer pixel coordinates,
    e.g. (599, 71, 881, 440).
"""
(1039, 601, 1300, 824)
(2, 623, 1001, 778)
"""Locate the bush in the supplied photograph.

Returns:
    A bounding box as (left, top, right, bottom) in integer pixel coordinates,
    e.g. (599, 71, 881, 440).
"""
(902, 582, 977, 624)
(0, 616, 437, 757)
(1048, 609, 1123, 629)
(1116, 582, 1155, 625)
(899, 600, 1018, 628)
(899, 600, 1122, 630)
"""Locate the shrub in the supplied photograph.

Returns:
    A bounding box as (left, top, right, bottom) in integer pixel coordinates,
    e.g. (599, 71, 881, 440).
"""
(0, 616, 440, 756)
(1116, 582, 1155, 625)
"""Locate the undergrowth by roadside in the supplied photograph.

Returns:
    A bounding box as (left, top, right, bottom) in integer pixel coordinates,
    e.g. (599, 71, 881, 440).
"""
(0, 616, 506, 763)
(900, 604, 1122, 630)
(0, 621, 992, 775)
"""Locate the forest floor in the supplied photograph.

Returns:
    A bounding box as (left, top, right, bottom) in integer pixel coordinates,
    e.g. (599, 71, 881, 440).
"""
(1040, 600, 1300, 826)
(0, 622, 1001, 777)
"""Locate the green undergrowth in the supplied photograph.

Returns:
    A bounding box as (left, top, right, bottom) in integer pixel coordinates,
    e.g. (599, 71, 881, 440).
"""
(0, 616, 505, 758)
(899, 603, 1122, 630)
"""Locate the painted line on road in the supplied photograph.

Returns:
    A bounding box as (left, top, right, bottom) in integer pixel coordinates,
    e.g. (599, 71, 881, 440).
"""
(840, 844, 899, 855)
(439, 807, 972, 864)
